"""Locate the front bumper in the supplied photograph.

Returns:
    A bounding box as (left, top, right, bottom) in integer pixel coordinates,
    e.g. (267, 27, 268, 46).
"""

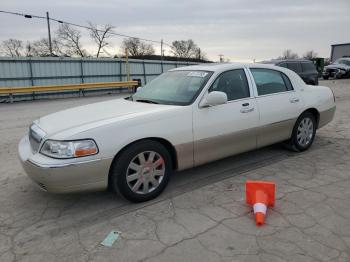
(18, 135, 112, 193)
(323, 69, 346, 78)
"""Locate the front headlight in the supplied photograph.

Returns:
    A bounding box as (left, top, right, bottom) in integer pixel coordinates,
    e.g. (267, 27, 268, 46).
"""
(40, 139, 98, 159)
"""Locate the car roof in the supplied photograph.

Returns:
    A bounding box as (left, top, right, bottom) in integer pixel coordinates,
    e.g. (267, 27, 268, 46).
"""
(169, 62, 306, 90)
(170, 62, 286, 73)
(170, 62, 244, 72)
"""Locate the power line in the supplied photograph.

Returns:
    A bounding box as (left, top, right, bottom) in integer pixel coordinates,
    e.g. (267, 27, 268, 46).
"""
(0, 10, 173, 47)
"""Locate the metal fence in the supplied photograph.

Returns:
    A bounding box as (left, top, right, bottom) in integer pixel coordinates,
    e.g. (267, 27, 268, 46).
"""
(0, 57, 198, 88)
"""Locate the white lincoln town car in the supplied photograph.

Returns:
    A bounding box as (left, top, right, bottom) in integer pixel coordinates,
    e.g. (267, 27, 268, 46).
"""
(19, 63, 335, 202)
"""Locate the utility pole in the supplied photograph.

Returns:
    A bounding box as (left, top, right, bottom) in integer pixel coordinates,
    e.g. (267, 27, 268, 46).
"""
(46, 11, 53, 56)
(160, 39, 164, 73)
(125, 48, 130, 81)
(218, 54, 224, 63)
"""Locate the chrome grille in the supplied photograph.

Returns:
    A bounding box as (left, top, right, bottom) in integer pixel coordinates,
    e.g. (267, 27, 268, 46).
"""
(29, 124, 46, 153)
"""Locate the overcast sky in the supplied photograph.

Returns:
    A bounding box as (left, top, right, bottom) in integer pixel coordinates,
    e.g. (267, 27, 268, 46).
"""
(0, 0, 349, 62)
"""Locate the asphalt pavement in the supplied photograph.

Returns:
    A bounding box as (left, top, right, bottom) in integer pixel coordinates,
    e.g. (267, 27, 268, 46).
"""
(0, 79, 350, 262)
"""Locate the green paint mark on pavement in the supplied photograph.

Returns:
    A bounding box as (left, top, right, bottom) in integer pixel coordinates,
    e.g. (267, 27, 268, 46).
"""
(101, 231, 120, 247)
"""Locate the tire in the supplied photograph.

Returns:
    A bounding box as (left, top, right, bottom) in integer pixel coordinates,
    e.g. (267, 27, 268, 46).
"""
(335, 73, 343, 79)
(110, 140, 172, 202)
(287, 112, 316, 152)
(323, 76, 329, 80)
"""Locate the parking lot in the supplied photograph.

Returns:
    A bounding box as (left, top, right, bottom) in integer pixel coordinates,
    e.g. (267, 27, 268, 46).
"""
(1, 79, 350, 262)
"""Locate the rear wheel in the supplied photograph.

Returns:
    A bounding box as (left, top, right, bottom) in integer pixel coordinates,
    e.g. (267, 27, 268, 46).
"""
(323, 76, 329, 80)
(110, 140, 172, 202)
(287, 112, 316, 152)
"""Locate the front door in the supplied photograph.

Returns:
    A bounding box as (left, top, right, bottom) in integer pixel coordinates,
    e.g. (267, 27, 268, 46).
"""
(193, 68, 259, 166)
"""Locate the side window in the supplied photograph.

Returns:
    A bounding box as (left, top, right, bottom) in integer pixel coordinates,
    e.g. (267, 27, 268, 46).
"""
(287, 62, 302, 73)
(209, 69, 250, 101)
(251, 68, 293, 96)
(278, 62, 288, 68)
(301, 62, 316, 72)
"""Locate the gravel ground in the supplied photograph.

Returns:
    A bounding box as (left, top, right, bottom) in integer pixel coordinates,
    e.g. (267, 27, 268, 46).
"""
(0, 79, 350, 262)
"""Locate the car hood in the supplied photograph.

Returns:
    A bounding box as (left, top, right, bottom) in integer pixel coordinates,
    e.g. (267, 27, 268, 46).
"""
(36, 98, 176, 136)
(325, 64, 350, 70)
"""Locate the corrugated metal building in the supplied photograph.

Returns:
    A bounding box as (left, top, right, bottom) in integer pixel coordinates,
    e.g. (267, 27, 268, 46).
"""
(331, 43, 350, 62)
(0, 57, 199, 102)
(0, 57, 198, 87)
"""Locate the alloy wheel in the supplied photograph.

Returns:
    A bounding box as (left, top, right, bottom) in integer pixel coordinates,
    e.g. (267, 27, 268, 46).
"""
(297, 117, 314, 147)
(126, 151, 165, 194)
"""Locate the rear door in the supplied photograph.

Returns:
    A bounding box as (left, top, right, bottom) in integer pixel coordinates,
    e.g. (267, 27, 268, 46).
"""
(193, 68, 259, 166)
(248, 68, 304, 148)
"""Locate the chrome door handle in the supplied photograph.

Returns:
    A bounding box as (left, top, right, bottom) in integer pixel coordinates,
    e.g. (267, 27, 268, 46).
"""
(240, 107, 254, 113)
(290, 98, 300, 103)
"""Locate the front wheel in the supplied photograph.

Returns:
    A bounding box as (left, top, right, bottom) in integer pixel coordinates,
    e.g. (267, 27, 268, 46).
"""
(110, 140, 172, 202)
(287, 112, 316, 152)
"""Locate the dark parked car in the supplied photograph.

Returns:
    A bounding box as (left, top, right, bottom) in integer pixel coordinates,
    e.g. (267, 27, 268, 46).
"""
(263, 59, 319, 85)
(323, 58, 350, 80)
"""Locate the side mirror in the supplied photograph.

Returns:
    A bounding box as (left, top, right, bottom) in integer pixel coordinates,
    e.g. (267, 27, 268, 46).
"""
(136, 86, 143, 92)
(201, 91, 228, 107)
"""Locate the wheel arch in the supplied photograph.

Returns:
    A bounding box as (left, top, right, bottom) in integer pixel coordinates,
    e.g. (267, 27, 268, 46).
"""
(107, 137, 178, 188)
(301, 108, 320, 128)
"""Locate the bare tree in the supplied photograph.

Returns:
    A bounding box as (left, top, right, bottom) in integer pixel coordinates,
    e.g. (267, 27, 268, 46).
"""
(25, 41, 34, 57)
(171, 39, 198, 58)
(1, 39, 23, 57)
(279, 49, 299, 59)
(193, 48, 208, 61)
(121, 38, 155, 56)
(303, 50, 318, 60)
(88, 22, 114, 57)
(26, 38, 64, 57)
(56, 24, 87, 57)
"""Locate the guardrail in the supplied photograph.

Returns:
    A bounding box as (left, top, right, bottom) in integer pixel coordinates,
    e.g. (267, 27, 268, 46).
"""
(0, 80, 140, 103)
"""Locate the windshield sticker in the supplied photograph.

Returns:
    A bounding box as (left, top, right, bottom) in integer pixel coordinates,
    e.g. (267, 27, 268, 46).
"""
(187, 72, 208, 78)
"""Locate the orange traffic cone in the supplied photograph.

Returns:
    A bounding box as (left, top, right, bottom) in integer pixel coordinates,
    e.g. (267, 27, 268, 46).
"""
(246, 180, 275, 226)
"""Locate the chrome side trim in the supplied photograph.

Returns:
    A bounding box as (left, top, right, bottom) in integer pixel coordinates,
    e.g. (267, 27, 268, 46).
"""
(27, 158, 105, 169)
(318, 106, 336, 128)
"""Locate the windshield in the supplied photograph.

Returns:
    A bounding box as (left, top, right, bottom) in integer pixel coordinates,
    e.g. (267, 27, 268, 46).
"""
(334, 59, 350, 66)
(131, 70, 213, 105)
